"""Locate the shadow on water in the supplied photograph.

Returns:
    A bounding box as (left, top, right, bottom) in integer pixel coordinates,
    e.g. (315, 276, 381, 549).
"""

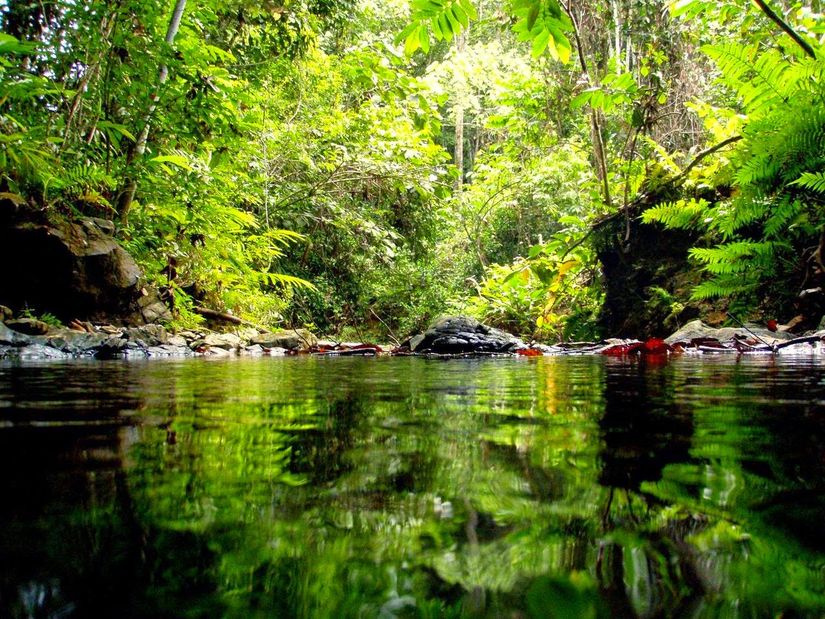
(0, 356, 823, 617)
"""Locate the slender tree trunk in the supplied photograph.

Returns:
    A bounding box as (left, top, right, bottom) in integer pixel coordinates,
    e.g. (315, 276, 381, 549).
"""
(454, 31, 466, 191)
(562, 0, 612, 207)
(62, 10, 119, 152)
(116, 0, 187, 224)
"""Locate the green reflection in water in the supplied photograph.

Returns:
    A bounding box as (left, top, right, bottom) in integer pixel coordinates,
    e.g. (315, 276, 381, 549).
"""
(0, 356, 823, 618)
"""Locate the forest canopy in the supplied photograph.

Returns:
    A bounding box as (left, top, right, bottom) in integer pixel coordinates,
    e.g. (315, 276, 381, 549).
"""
(1, 0, 823, 339)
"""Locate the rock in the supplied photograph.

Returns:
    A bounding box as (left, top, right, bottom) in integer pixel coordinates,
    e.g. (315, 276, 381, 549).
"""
(665, 319, 793, 346)
(95, 337, 128, 359)
(5, 318, 51, 335)
(80, 217, 115, 236)
(146, 344, 192, 357)
(124, 325, 169, 347)
(167, 334, 188, 348)
(407, 316, 524, 354)
(0, 209, 169, 325)
(237, 327, 260, 341)
(136, 293, 173, 324)
(192, 333, 242, 351)
(0, 322, 31, 346)
(16, 344, 71, 360)
(243, 344, 265, 356)
(43, 331, 109, 354)
(0, 305, 12, 321)
(251, 329, 317, 350)
(200, 346, 232, 357)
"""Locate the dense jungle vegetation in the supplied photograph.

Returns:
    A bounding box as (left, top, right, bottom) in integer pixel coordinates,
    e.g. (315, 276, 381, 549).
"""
(1, 0, 823, 340)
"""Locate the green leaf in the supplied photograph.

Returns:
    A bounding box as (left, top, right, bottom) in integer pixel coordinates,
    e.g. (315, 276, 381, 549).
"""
(394, 22, 419, 46)
(528, 244, 546, 258)
(404, 29, 422, 56)
(531, 28, 551, 58)
(571, 89, 595, 109)
(444, 6, 461, 35)
(459, 0, 478, 20)
(527, 4, 540, 30)
(438, 12, 454, 41)
(419, 25, 431, 53)
(149, 154, 192, 170)
(451, 3, 469, 28)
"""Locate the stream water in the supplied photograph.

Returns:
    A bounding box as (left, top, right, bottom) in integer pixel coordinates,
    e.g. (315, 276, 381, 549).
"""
(0, 355, 824, 618)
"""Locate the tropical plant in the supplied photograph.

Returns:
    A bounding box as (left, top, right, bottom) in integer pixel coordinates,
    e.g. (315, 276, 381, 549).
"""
(643, 28, 825, 309)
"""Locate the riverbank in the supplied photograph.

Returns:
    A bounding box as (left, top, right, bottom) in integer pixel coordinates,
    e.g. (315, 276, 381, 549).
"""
(2, 313, 824, 362)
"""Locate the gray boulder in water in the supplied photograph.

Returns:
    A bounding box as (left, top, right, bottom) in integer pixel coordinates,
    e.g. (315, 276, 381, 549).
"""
(407, 316, 524, 354)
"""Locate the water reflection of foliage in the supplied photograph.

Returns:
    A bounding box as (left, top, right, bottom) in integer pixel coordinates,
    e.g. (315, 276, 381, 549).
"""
(115, 357, 825, 617)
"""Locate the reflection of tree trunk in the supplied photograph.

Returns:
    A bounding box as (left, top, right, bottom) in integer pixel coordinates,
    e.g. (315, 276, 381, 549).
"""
(596, 541, 635, 617)
(463, 497, 486, 614)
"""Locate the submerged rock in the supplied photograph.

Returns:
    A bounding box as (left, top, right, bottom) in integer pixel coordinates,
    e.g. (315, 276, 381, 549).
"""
(405, 316, 524, 355)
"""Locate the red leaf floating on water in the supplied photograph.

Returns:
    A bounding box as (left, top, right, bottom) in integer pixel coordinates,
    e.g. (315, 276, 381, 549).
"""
(643, 338, 671, 355)
(600, 342, 644, 356)
(517, 348, 543, 356)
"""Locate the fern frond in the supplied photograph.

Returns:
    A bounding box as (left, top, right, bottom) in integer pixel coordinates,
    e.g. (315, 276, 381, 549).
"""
(642, 198, 707, 229)
(690, 240, 777, 274)
(702, 43, 797, 117)
(764, 198, 802, 237)
(690, 276, 757, 300)
(792, 172, 825, 193)
(255, 271, 317, 291)
(709, 198, 766, 238)
(734, 149, 781, 186)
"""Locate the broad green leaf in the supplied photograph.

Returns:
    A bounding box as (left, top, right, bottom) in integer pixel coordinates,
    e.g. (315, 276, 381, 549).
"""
(438, 13, 454, 41)
(531, 28, 551, 58)
(419, 25, 431, 52)
(571, 90, 595, 109)
(527, 4, 540, 30)
(149, 154, 192, 170)
(404, 30, 421, 56)
(459, 0, 478, 20)
(394, 22, 419, 45)
(431, 16, 444, 40)
(452, 3, 469, 28)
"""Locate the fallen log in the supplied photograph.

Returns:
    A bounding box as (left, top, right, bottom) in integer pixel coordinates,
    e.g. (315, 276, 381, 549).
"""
(193, 306, 267, 332)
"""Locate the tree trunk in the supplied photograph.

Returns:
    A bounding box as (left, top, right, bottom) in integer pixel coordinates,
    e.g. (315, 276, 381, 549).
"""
(116, 0, 187, 224)
(454, 31, 466, 191)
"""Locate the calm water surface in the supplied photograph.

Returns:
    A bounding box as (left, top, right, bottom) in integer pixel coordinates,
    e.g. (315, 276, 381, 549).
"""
(0, 356, 824, 618)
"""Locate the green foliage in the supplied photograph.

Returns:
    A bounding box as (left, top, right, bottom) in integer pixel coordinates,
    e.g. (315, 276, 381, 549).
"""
(464, 237, 602, 341)
(644, 33, 825, 308)
(642, 198, 708, 229)
(18, 307, 63, 327)
(396, 0, 478, 53)
(398, 0, 572, 63)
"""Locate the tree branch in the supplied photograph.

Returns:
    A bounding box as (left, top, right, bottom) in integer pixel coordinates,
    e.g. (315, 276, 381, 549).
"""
(753, 0, 817, 59)
(671, 135, 742, 187)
